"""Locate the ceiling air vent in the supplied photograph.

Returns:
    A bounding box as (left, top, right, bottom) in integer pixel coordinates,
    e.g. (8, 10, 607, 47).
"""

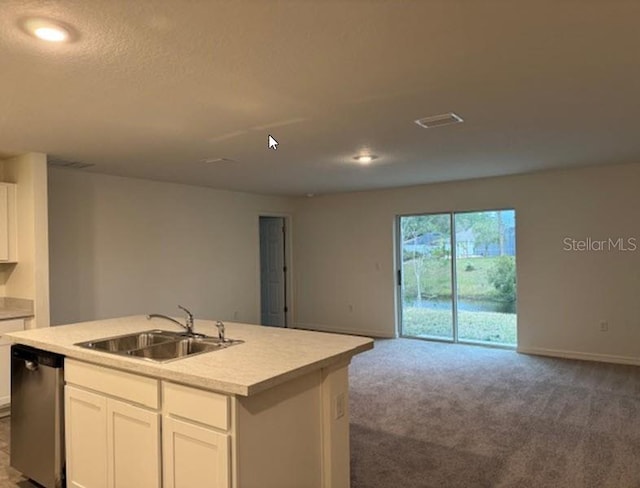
(48, 156, 94, 169)
(414, 112, 464, 129)
(200, 157, 237, 164)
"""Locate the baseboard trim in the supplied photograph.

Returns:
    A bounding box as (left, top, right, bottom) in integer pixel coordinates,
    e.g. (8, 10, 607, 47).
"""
(517, 346, 640, 366)
(0, 404, 10, 418)
(293, 322, 393, 339)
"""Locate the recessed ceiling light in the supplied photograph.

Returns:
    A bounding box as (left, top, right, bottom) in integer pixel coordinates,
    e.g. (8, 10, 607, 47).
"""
(22, 18, 71, 43)
(353, 154, 378, 165)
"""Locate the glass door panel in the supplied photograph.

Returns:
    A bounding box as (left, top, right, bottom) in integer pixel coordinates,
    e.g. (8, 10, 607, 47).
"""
(399, 214, 454, 340)
(454, 210, 517, 346)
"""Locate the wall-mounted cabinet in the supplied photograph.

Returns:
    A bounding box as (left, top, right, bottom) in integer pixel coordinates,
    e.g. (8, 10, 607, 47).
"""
(0, 182, 18, 262)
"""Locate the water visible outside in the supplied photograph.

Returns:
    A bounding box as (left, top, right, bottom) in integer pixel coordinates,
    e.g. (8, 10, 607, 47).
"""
(413, 298, 516, 314)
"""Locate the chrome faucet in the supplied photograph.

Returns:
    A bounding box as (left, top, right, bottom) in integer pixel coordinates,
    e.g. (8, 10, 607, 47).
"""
(147, 305, 198, 336)
(178, 305, 194, 333)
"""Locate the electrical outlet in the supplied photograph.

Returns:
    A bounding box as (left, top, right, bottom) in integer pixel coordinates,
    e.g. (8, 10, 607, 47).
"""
(233, 311, 239, 320)
(348, 304, 353, 313)
(335, 393, 346, 420)
(600, 320, 609, 332)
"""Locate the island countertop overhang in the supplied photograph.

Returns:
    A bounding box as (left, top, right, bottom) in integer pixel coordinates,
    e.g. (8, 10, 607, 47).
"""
(6, 315, 374, 396)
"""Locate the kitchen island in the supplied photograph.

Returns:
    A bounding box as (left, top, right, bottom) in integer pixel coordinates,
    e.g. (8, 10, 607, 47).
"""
(8, 315, 373, 488)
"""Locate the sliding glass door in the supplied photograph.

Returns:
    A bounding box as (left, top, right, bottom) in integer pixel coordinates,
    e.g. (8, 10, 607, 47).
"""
(398, 209, 517, 347)
(399, 213, 454, 340)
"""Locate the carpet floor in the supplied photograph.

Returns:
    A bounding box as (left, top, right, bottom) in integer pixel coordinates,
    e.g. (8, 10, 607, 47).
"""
(349, 339, 640, 488)
(0, 416, 37, 488)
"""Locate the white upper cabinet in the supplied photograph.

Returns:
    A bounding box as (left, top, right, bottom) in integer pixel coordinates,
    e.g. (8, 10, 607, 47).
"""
(0, 183, 17, 262)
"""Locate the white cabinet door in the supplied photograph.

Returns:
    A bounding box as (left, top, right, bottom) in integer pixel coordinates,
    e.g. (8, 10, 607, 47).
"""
(0, 184, 8, 260)
(0, 319, 25, 408)
(107, 398, 160, 488)
(65, 386, 108, 488)
(65, 385, 161, 488)
(0, 182, 17, 262)
(163, 416, 230, 488)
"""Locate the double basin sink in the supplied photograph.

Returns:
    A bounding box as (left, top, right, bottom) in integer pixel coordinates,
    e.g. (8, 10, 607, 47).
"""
(76, 329, 243, 363)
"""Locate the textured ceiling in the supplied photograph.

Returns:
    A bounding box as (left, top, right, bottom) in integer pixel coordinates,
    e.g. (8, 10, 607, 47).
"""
(1, 0, 640, 195)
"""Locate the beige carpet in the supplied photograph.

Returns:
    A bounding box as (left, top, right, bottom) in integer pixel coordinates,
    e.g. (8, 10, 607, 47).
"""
(349, 339, 640, 488)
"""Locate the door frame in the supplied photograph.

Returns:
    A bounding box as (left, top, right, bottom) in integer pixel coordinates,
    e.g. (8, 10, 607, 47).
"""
(257, 213, 293, 327)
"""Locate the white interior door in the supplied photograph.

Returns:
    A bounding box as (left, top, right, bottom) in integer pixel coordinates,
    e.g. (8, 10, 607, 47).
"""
(259, 216, 287, 327)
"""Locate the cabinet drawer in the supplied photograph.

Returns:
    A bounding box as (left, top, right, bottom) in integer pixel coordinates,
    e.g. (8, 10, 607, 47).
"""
(0, 319, 24, 346)
(163, 382, 229, 431)
(65, 359, 159, 409)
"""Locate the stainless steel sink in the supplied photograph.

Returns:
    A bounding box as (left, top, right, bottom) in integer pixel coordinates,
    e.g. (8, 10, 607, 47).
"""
(75, 330, 242, 362)
(78, 330, 179, 352)
(127, 338, 226, 361)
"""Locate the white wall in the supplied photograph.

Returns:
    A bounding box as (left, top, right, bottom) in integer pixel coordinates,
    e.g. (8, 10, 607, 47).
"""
(1, 153, 50, 328)
(292, 163, 640, 364)
(48, 162, 640, 364)
(48, 168, 295, 326)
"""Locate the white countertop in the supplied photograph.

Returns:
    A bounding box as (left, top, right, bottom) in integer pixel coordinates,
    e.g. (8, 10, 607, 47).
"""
(6, 315, 373, 396)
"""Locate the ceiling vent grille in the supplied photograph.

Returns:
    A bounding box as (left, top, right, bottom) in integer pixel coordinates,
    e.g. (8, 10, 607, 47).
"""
(48, 156, 94, 169)
(414, 112, 464, 129)
(200, 157, 237, 164)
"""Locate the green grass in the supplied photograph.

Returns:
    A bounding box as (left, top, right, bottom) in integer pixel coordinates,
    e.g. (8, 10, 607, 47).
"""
(402, 307, 517, 345)
(456, 257, 503, 299)
(402, 256, 510, 301)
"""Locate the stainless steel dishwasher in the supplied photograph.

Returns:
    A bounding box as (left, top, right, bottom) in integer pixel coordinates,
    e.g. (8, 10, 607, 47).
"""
(11, 344, 65, 488)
